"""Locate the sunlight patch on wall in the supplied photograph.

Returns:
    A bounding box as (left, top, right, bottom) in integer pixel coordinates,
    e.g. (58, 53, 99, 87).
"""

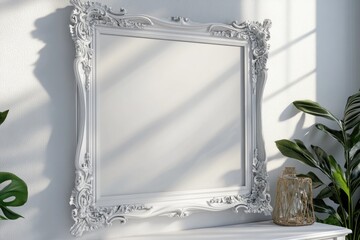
(261, 0, 317, 173)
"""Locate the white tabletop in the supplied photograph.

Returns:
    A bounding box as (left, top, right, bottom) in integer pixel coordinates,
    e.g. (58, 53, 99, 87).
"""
(119, 221, 351, 240)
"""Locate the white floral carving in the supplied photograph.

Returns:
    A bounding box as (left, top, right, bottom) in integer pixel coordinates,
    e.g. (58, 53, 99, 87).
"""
(210, 20, 271, 94)
(171, 16, 190, 24)
(69, 1, 154, 237)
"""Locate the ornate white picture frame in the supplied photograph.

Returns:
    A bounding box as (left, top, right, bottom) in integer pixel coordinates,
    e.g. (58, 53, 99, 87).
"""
(69, 0, 272, 237)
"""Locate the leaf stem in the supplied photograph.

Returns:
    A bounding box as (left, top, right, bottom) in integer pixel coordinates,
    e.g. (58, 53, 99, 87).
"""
(333, 183, 349, 229)
(341, 122, 353, 236)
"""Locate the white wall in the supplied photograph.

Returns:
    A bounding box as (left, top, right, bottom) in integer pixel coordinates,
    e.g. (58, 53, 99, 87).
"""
(0, 0, 359, 239)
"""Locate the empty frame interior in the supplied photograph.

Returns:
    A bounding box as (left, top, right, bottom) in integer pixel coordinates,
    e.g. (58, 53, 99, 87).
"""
(94, 28, 249, 204)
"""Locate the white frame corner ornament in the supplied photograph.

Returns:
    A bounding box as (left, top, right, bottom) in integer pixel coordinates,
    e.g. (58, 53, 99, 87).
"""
(69, 0, 272, 237)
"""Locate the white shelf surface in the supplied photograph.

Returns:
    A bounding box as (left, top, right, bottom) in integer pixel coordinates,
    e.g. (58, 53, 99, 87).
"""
(119, 221, 351, 240)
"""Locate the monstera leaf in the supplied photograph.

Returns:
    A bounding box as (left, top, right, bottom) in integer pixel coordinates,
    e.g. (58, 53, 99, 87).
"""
(0, 109, 28, 220)
(0, 172, 28, 220)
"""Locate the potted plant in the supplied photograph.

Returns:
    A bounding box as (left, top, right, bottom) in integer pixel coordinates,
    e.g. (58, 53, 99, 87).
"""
(275, 90, 360, 240)
(0, 110, 28, 220)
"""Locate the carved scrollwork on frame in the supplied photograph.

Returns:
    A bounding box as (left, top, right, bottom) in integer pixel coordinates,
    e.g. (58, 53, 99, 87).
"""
(208, 20, 272, 215)
(70, 0, 271, 237)
(210, 20, 271, 93)
(69, 1, 154, 237)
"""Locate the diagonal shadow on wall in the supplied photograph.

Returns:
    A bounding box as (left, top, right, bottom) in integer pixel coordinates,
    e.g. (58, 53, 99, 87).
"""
(31, 6, 76, 240)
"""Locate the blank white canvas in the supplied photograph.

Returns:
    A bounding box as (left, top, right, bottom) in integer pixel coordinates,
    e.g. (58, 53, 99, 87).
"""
(96, 33, 245, 200)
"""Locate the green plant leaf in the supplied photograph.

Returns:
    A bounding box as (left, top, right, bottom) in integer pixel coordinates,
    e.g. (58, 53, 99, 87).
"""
(338, 189, 349, 214)
(343, 90, 360, 131)
(316, 185, 334, 199)
(350, 152, 360, 195)
(324, 183, 339, 204)
(349, 146, 360, 184)
(350, 142, 360, 162)
(0, 172, 28, 220)
(294, 139, 316, 161)
(351, 177, 360, 197)
(328, 182, 338, 208)
(314, 183, 348, 215)
(349, 149, 360, 171)
(315, 123, 345, 146)
(275, 139, 318, 168)
(352, 215, 360, 240)
(317, 214, 343, 226)
(354, 199, 360, 224)
(355, 199, 360, 218)
(354, 201, 360, 240)
(0, 110, 9, 126)
(311, 145, 331, 176)
(297, 171, 323, 189)
(313, 198, 336, 214)
(293, 100, 340, 124)
(349, 122, 360, 149)
(327, 155, 350, 198)
(310, 145, 349, 197)
(0, 205, 23, 220)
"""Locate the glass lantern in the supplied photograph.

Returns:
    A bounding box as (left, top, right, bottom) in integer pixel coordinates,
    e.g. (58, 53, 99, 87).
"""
(273, 167, 315, 226)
